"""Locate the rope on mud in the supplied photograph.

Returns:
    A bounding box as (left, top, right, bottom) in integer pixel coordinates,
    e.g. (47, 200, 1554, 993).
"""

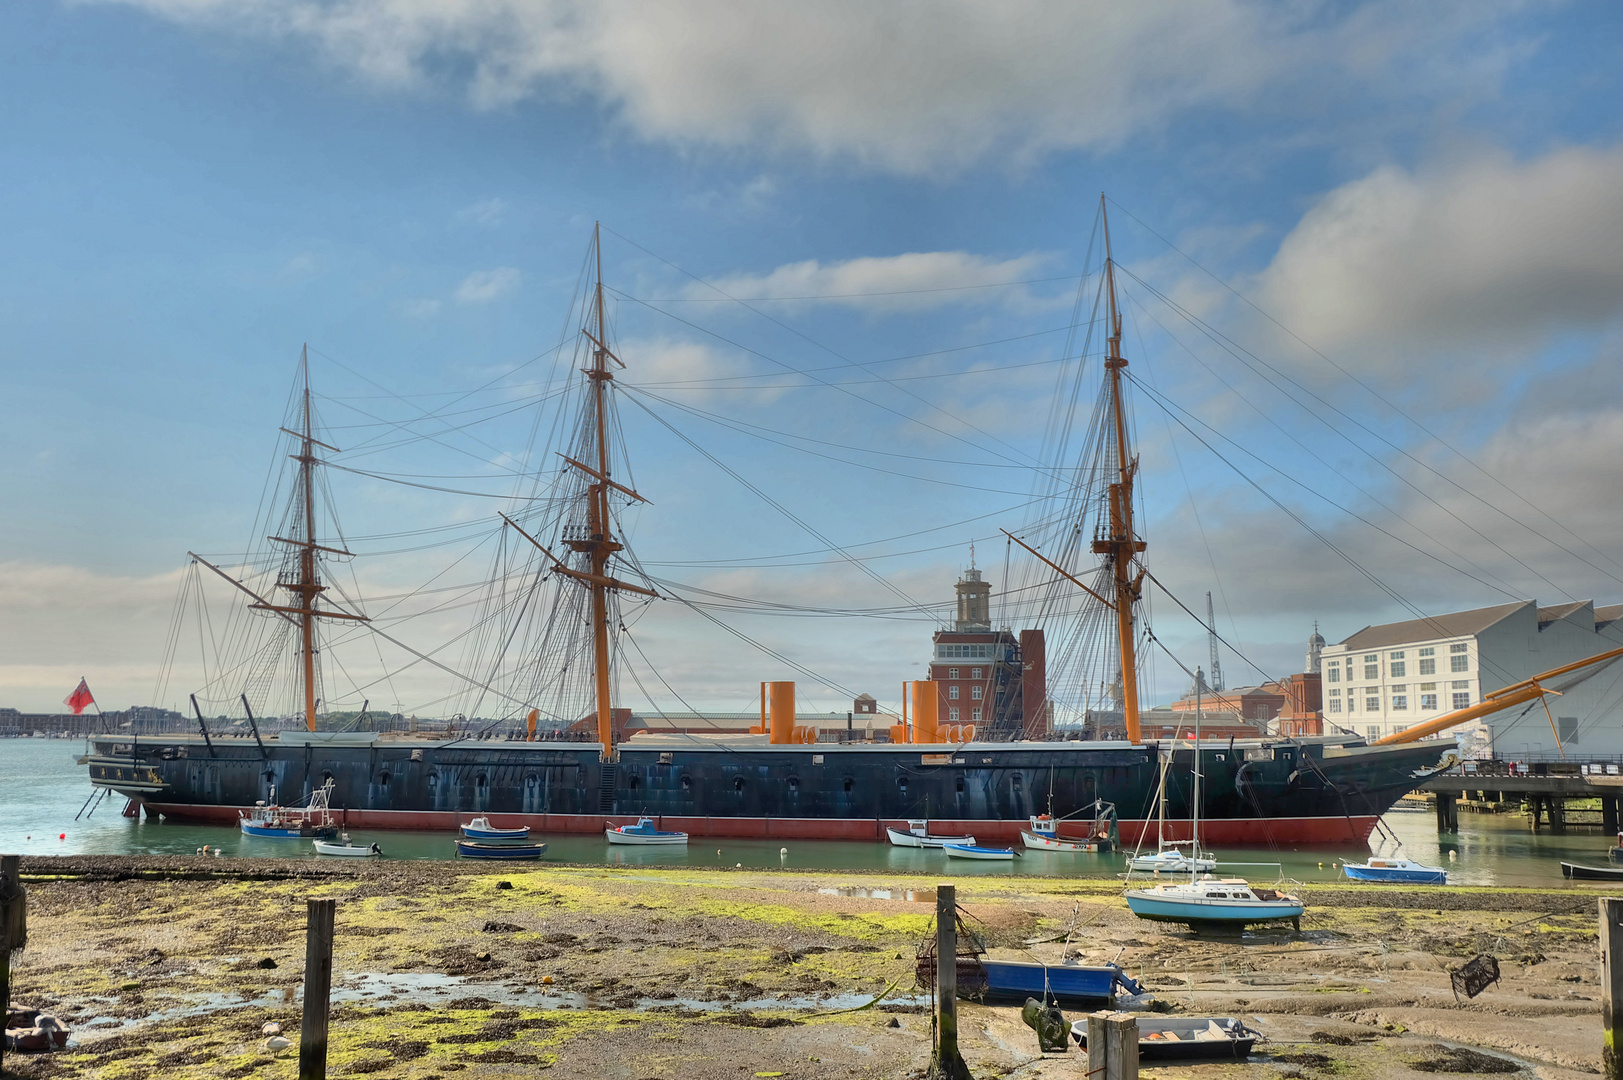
(807, 976, 910, 1017)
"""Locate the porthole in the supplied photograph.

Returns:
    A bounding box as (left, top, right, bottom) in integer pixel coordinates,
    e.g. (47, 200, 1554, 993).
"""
(525, 774, 539, 788)
(955, 776, 965, 793)
(787, 777, 799, 793)
(680, 775, 692, 791)
(733, 777, 745, 792)
(628, 775, 640, 790)
(1011, 774, 1023, 790)
(428, 772, 439, 789)
(842, 777, 854, 793)
(378, 771, 391, 788)
(321, 770, 334, 784)
(475, 774, 487, 789)
(264, 769, 276, 783)
(897, 778, 908, 794)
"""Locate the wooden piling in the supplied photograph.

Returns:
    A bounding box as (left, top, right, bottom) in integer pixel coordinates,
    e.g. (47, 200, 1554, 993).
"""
(1103, 1012, 1139, 1080)
(299, 898, 336, 1080)
(1, 855, 26, 1074)
(928, 883, 971, 1080)
(1604, 898, 1623, 1080)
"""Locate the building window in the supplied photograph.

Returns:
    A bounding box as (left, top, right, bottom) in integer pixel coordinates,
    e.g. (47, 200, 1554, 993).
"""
(1328, 688, 1340, 697)
(971, 667, 982, 680)
(1345, 695, 1355, 713)
(1421, 694, 1437, 710)
(971, 686, 983, 700)
(1559, 716, 1578, 744)
(1450, 643, 1467, 652)
(1419, 657, 1435, 675)
(1451, 680, 1469, 689)
(1328, 698, 1342, 714)
(1452, 692, 1470, 709)
(948, 707, 959, 722)
(1327, 666, 1339, 683)
(1366, 726, 1380, 740)
(1363, 655, 1379, 679)
(1392, 693, 1408, 711)
(1390, 650, 1405, 660)
(1451, 653, 1468, 673)
(1419, 646, 1435, 656)
(1365, 696, 1380, 712)
(948, 686, 960, 700)
(972, 707, 982, 722)
(1390, 659, 1406, 678)
(948, 667, 958, 679)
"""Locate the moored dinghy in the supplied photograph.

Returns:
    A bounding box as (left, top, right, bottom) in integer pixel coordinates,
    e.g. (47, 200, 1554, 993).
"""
(460, 817, 530, 840)
(886, 819, 976, 848)
(944, 843, 1017, 861)
(455, 839, 547, 859)
(606, 816, 688, 846)
(313, 832, 382, 857)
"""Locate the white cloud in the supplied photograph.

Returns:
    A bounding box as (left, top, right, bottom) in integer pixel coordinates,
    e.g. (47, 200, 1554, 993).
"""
(74, 0, 1529, 174)
(696, 251, 1052, 312)
(455, 197, 508, 225)
(621, 337, 784, 404)
(454, 266, 522, 304)
(400, 297, 442, 318)
(1254, 146, 1623, 374)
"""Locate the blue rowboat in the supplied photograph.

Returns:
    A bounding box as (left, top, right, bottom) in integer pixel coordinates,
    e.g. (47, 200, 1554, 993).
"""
(460, 816, 530, 840)
(944, 844, 1017, 861)
(455, 840, 546, 860)
(980, 960, 1144, 1004)
(1342, 858, 1447, 885)
(1125, 878, 1303, 930)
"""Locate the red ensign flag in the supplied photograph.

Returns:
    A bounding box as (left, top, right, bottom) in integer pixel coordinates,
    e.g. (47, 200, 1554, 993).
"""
(65, 678, 95, 715)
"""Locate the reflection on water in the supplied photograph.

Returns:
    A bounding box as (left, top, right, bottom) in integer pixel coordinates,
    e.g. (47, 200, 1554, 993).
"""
(5, 740, 1614, 886)
(817, 886, 936, 902)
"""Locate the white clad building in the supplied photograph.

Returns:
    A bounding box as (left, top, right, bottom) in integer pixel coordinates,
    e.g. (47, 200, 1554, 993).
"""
(1319, 600, 1623, 756)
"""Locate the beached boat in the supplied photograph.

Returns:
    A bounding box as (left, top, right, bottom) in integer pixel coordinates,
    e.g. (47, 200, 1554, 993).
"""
(1124, 878, 1303, 930)
(887, 819, 977, 848)
(455, 840, 546, 859)
(1074, 1016, 1259, 1061)
(1343, 857, 1446, 884)
(460, 817, 529, 840)
(606, 817, 688, 846)
(944, 843, 1016, 861)
(239, 782, 338, 839)
(312, 833, 382, 857)
(1562, 861, 1623, 880)
(980, 959, 1144, 1004)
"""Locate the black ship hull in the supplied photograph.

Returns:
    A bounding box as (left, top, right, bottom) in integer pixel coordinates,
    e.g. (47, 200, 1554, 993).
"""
(84, 732, 1448, 846)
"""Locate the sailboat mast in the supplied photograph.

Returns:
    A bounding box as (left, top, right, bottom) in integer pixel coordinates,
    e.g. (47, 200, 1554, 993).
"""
(1192, 677, 1202, 873)
(588, 224, 617, 762)
(1094, 195, 1145, 744)
(298, 346, 319, 731)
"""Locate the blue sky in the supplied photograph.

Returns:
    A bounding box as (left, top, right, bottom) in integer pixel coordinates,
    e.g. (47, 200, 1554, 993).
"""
(3, 1, 1623, 719)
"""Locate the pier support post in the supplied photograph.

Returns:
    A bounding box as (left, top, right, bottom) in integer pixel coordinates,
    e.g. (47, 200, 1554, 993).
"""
(1552, 797, 1567, 834)
(1604, 798, 1619, 836)
(299, 898, 336, 1080)
(1, 855, 26, 1075)
(1600, 898, 1623, 1080)
(1530, 796, 1544, 832)
(1435, 793, 1458, 833)
(928, 883, 971, 1080)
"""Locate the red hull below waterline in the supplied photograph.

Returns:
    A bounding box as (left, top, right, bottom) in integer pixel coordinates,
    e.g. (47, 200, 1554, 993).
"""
(140, 802, 1380, 847)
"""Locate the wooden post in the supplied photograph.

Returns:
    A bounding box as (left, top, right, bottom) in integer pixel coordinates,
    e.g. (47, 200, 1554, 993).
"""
(1103, 1012, 1138, 1080)
(1603, 898, 1623, 1080)
(1, 855, 26, 1074)
(928, 884, 971, 1080)
(1087, 1011, 1112, 1076)
(299, 898, 336, 1080)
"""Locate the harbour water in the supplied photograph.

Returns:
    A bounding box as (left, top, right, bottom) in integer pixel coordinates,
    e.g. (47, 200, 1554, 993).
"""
(1, 737, 1607, 885)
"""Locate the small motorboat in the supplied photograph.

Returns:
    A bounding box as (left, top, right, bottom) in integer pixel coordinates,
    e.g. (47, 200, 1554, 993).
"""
(1074, 1016, 1258, 1061)
(313, 833, 382, 857)
(944, 843, 1017, 861)
(1562, 861, 1623, 880)
(980, 959, 1145, 1004)
(1343, 857, 1446, 884)
(886, 819, 976, 848)
(1125, 877, 1302, 930)
(605, 817, 688, 846)
(1021, 804, 1117, 852)
(1126, 845, 1216, 875)
(460, 817, 530, 840)
(239, 781, 339, 839)
(4, 1008, 71, 1052)
(455, 840, 547, 860)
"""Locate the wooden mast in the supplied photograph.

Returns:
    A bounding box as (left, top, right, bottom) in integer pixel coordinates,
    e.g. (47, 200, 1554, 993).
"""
(579, 225, 621, 761)
(1093, 195, 1147, 744)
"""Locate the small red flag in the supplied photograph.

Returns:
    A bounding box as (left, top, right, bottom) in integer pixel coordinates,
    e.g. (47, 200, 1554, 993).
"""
(65, 678, 95, 715)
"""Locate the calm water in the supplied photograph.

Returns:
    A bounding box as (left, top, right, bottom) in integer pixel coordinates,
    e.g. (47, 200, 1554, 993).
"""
(0, 738, 1606, 886)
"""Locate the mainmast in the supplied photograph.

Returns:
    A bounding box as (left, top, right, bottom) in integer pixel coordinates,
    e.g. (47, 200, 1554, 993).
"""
(1093, 196, 1147, 744)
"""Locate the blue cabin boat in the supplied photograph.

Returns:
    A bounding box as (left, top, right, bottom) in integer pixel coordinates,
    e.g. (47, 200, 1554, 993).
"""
(460, 816, 530, 840)
(980, 960, 1144, 1004)
(238, 782, 338, 839)
(1125, 878, 1303, 930)
(455, 839, 547, 860)
(1342, 858, 1447, 885)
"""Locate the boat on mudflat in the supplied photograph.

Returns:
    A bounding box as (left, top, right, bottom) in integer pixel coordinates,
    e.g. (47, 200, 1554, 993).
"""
(1343, 857, 1446, 885)
(1561, 861, 1623, 880)
(1075, 1016, 1259, 1061)
(979, 959, 1142, 1004)
(1124, 878, 1303, 930)
(455, 840, 546, 860)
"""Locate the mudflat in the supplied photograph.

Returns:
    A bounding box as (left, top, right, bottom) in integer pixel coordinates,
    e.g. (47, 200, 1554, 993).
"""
(2, 855, 1608, 1078)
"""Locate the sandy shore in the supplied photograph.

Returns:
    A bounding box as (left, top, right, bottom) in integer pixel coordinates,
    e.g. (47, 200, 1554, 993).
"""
(1, 855, 1611, 1079)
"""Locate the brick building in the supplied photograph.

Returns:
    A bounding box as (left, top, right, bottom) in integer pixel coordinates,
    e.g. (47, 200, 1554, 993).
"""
(927, 568, 1048, 739)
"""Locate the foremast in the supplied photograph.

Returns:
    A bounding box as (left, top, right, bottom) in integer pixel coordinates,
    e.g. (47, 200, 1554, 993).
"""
(1093, 196, 1147, 744)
